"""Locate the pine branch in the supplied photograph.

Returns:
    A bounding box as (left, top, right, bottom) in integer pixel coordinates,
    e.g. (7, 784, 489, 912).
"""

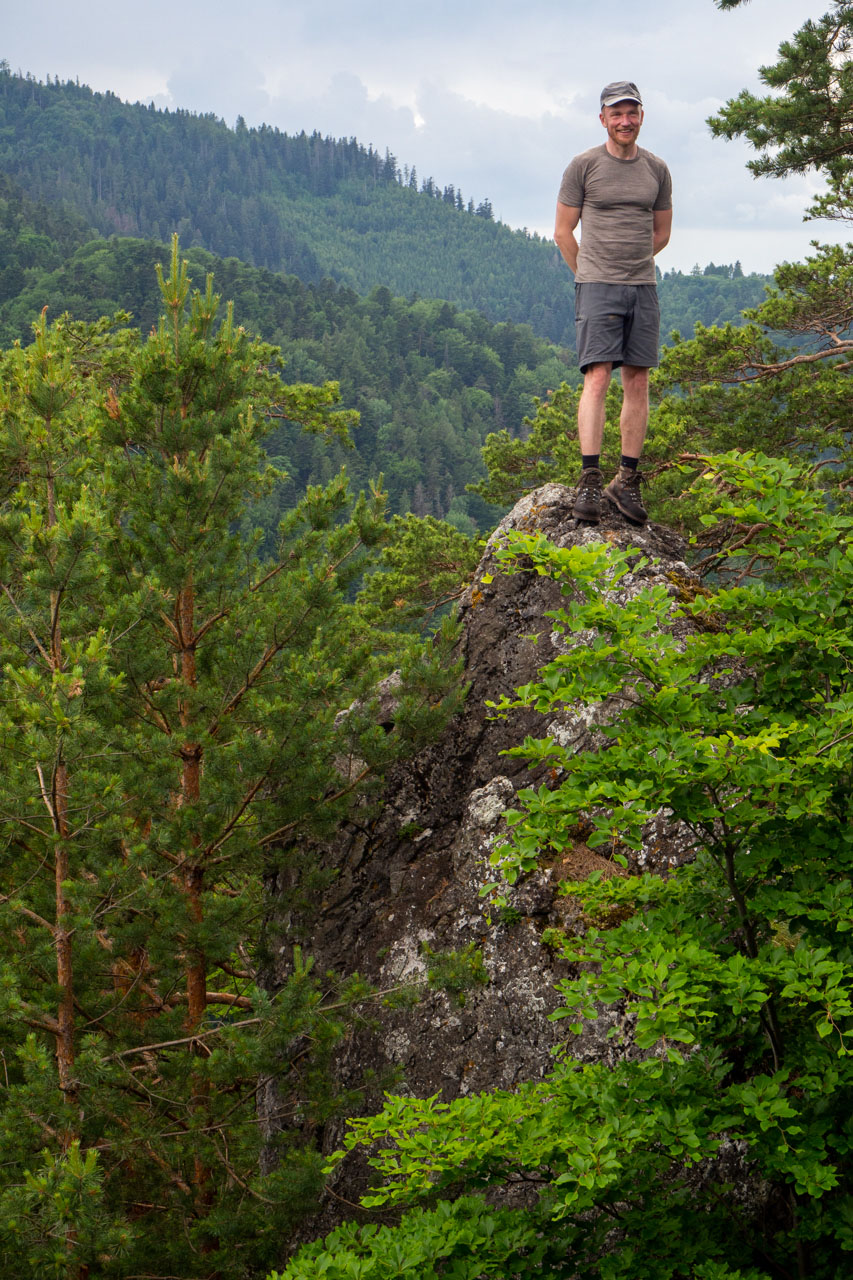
(0, 583, 51, 665)
(110, 1018, 262, 1059)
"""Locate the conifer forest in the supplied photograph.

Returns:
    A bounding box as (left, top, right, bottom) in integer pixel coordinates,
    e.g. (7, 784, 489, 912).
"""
(2, 1, 853, 1277)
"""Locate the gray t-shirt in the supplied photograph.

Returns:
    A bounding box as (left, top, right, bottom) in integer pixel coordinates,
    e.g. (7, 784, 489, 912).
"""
(558, 144, 672, 284)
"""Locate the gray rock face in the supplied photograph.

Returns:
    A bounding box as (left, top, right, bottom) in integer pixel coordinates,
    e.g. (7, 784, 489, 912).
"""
(261, 483, 703, 1226)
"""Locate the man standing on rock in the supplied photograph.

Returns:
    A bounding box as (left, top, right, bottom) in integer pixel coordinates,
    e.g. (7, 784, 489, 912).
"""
(555, 81, 672, 525)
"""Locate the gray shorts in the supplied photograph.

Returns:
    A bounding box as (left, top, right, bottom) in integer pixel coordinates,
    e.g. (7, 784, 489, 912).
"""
(574, 282, 660, 374)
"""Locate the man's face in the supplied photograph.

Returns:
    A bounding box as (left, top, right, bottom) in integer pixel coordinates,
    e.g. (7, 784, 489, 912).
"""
(599, 100, 643, 147)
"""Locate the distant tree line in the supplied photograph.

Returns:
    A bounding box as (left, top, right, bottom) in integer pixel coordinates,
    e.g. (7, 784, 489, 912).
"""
(659, 260, 769, 337)
(0, 230, 569, 531)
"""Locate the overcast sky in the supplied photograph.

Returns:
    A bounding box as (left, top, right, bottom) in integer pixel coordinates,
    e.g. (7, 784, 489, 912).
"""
(4, 0, 847, 275)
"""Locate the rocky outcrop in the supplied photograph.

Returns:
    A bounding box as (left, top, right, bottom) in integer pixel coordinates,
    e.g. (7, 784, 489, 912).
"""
(261, 483, 703, 1225)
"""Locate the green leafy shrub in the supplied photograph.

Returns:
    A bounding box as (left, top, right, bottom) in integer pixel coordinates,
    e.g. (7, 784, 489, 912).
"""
(278, 452, 853, 1279)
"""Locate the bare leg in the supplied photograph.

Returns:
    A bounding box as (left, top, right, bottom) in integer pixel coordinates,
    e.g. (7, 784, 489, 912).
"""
(603, 365, 650, 524)
(573, 363, 612, 522)
(619, 365, 650, 458)
(577, 363, 612, 454)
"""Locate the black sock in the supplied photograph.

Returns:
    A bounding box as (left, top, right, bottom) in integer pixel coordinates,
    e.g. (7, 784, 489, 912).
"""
(581, 454, 600, 471)
(620, 455, 639, 471)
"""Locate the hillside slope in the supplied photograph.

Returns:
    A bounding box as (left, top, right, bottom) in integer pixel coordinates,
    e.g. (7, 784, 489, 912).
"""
(0, 66, 575, 343)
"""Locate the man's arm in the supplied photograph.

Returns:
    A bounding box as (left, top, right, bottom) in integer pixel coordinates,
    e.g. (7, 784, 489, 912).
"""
(653, 208, 672, 257)
(554, 203, 581, 275)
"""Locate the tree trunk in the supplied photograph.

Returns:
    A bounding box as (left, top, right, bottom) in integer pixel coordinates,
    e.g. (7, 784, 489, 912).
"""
(177, 579, 217, 1252)
(54, 758, 76, 1108)
(46, 437, 76, 1109)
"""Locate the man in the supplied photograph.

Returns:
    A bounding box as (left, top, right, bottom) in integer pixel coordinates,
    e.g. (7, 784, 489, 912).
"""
(554, 81, 672, 525)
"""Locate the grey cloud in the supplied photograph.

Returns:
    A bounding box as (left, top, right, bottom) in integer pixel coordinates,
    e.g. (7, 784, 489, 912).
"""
(166, 48, 271, 127)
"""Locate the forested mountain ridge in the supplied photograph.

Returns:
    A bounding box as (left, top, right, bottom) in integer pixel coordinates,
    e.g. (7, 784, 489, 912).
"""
(0, 63, 576, 342)
(0, 64, 772, 347)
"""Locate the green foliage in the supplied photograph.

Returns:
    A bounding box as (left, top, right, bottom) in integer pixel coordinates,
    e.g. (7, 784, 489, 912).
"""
(0, 1140, 130, 1279)
(650, 237, 853, 548)
(665, 6, 853, 548)
(356, 513, 480, 630)
(0, 172, 92, 308)
(421, 943, 489, 1007)
(0, 240, 465, 1277)
(268, 1196, 564, 1279)
(498, 903, 523, 927)
(284, 453, 853, 1279)
(470, 381, 582, 506)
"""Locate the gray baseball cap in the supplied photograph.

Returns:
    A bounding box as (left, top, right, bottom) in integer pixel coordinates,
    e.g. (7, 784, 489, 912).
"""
(600, 81, 643, 108)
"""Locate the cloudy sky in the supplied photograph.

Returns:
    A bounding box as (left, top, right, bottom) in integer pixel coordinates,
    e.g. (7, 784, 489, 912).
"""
(4, 0, 846, 275)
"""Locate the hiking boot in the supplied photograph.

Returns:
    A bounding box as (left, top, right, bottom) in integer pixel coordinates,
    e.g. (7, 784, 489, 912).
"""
(573, 467, 603, 522)
(604, 466, 647, 525)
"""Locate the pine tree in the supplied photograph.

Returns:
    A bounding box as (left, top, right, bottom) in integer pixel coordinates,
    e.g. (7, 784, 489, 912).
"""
(0, 240, 463, 1277)
(709, 0, 853, 221)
